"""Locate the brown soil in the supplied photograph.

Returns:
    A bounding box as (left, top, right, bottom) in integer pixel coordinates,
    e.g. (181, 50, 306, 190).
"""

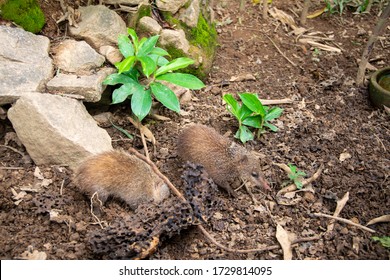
(0, 0, 389, 260)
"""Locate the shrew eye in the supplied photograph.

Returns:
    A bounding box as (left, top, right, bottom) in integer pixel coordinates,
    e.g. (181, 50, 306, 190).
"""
(251, 172, 259, 178)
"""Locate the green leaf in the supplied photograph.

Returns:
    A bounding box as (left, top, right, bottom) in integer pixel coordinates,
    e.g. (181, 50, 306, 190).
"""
(122, 68, 140, 81)
(131, 87, 152, 121)
(294, 181, 303, 190)
(117, 34, 134, 57)
(138, 56, 156, 78)
(237, 125, 254, 143)
(239, 93, 266, 116)
(127, 28, 139, 49)
(155, 57, 195, 77)
(239, 104, 254, 121)
(148, 54, 169, 67)
(156, 73, 205, 90)
(103, 73, 135, 85)
(242, 115, 263, 128)
(116, 56, 136, 74)
(223, 94, 240, 118)
(137, 35, 159, 57)
(265, 107, 283, 121)
(112, 83, 135, 104)
(264, 122, 279, 132)
(150, 82, 180, 113)
(372, 236, 390, 248)
(151, 47, 170, 57)
(110, 121, 133, 140)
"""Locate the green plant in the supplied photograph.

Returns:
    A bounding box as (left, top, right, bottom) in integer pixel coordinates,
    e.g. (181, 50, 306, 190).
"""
(223, 93, 283, 143)
(103, 28, 205, 122)
(324, 0, 351, 14)
(287, 164, 306, 189)
(372, 236, 390, 248)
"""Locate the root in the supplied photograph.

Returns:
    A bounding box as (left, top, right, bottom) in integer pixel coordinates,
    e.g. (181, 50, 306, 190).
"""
(313, 212, 376, 233)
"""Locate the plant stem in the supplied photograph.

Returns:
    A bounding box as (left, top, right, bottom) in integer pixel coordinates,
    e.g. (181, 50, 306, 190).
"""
(356, 2, 390, 86)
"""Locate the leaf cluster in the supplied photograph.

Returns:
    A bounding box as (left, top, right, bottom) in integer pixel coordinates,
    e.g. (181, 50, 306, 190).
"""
(287, 164, 306, 189)
(372, 236, 390, 248)
(223, 93, 283, 143)
(103, 28, 205, 121)
(324, 0, 374, 15)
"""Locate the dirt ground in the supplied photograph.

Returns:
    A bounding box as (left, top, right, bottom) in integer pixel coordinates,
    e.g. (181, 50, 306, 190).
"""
(0, 0, 389, 260)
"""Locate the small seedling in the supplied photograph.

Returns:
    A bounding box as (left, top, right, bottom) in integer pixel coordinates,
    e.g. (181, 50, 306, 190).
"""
(372, 236, 390, 248)
(103, 28, 205, 122)
(287, 164, 306, 189)
(324, 0, 349, 15)
(223, 93, 283, 143)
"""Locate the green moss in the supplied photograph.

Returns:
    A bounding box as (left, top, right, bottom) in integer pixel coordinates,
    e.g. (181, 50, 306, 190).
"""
(128, 4, 151, 28)
(188, 13, 217, 57)
(0, 0, 45, 33)
(159, 10, 218, 80)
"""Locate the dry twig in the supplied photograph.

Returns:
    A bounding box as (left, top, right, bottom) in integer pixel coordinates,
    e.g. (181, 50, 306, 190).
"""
(264, 34, 297, 67)
(313, 213, 376, 233)
(356, 3, 390, 85)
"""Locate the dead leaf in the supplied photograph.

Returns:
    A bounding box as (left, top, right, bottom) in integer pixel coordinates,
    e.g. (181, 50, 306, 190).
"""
(366, 215, 390, 226)
(34, 167, 44, 180)
(229, 73, 256, 82)
(298, 38, 342, 53)
(40, 178, 53, 188)
(19, 246, 47, 260)
(339, 152, 352, 162)
(276, 224, 293, 260)
(307, 7, 326, 18)
(327, 192, 349, 233)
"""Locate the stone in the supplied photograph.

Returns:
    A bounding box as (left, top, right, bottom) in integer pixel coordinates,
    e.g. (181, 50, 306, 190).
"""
(0, 26, 53, 105)
(46, 68, 115, 102)
(179, 0, 200, 28)
(7, 92, 112, 169)
(160, 29, 190, 54)
(99, 45, 123, 65)
(53, 40, 105, 74)
(138, 16, 162, 35)
(69, 5, 127, 49)
(156, 0, 188, 14)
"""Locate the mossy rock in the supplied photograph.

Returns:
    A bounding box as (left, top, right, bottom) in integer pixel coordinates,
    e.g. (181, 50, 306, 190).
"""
(0, 0, 45, 33)
(127, 4, 151, 28)
(161, 11, 217, 80)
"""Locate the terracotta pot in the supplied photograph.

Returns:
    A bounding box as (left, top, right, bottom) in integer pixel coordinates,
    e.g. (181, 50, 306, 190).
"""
(369, 66, 390, 108)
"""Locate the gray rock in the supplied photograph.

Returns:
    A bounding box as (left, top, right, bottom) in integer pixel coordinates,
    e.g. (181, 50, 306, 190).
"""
(99, 45, 123, 65)
(46, 68, 115, 102)
(7, 92, 112, 169)
(1, 92, 29, 106)
(160, 29, 190, 54)
(179, 0, 200, 28)
(156, 0, 189, 14)
(0, 26, 53, 103)
(138, 16, 162, 35)
(69, 5, 127, 49)
(53, 40, 105, 74)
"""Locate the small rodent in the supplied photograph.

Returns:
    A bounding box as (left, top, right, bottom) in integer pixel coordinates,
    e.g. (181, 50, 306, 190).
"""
(177, 124, 270, 196)
(74, 150, 170, 209)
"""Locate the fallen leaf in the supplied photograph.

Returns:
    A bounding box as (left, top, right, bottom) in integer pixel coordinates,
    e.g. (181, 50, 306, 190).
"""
(40, 178, 53, 188)
(276, 224, 293, 260)
(307, 7, 326, 18)
(366, 215, 390, 226)
(339, 152, 352, 162)
(327, 192, 349, 233)
(229, 73, 256, 82)
(34, 167, 44, 180)
(19, 246, 47, 260)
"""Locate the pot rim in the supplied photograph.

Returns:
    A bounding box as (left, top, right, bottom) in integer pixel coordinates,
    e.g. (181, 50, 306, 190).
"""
(370, 66, 390, 95)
